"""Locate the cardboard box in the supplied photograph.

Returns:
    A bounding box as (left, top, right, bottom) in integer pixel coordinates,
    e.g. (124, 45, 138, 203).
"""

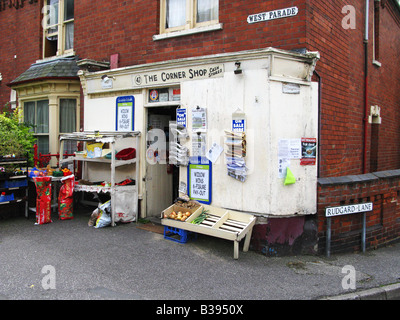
(161, 203, 202, 221)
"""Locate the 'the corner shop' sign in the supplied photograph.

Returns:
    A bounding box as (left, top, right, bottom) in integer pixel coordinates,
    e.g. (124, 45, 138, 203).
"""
(325, 202, 373, 217)
(247, 6, 298, 24)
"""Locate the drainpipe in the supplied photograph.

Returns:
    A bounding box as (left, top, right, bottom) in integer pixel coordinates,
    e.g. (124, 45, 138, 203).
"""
(363, 0, 369, 174)
(314, 70, 321, 178)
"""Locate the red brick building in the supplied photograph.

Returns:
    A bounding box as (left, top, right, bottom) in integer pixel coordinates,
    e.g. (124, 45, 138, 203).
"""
(0, 0, 399, 255)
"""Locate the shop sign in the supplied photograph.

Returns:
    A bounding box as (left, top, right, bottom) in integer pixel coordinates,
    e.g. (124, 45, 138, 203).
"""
(325, 203, 373, 217)
(247, 6, 298, 24)
(132, 64, 224, 87)
(115, 96, 134, 131)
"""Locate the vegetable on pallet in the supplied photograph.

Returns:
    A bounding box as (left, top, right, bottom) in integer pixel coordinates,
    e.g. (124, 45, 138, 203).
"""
(191, 208, 210, 225)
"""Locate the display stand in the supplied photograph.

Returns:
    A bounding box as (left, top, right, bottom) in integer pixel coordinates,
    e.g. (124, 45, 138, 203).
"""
(59, 131, 140, 226)
(162, 204, 256, 259)
(0, 157, 29, 218)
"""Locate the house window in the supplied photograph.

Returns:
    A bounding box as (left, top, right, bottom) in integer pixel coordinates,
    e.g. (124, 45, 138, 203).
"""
(43, 0, 74, 58)
(160, 0, 219, 34)
(373, 1, 380, 63)
(24, 100, 50, 154)
(59, 98, 77, 154)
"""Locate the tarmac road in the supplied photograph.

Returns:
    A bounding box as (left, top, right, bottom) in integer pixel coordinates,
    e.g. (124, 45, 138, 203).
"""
(0, 207, 399, 301)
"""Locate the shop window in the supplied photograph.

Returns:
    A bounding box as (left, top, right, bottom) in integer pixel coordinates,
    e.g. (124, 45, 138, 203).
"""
(24, 100, 50, 154)
(157, 0, 220, 38)
(59, 98, 77, 154)
(43, 0, 74, 58)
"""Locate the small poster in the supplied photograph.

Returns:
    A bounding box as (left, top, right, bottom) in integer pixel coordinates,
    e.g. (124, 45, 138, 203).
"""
(188, 158, 212, 204)
(116, 96, 134, 131)
(278, 139, 301, 159)
(300, 138, 317, 165)
(176, 108, 186, 127)
(192, 133, 206, 157)
(232, 119, 245, 132)
(192, 107, 207, 132)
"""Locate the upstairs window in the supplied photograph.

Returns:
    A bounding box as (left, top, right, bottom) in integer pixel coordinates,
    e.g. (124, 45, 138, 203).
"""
(43, 0, 74, 58)
(160, 0, 219, 35)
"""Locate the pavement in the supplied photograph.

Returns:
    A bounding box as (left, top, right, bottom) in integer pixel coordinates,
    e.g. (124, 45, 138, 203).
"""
(0, 206, 399, 302)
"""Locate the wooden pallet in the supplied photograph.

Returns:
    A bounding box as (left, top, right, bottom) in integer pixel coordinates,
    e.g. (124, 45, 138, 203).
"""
(161, 204, 256, 259)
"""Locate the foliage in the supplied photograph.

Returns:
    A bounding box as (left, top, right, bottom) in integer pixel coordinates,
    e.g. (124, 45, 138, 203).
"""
(0, 108, 36, 164)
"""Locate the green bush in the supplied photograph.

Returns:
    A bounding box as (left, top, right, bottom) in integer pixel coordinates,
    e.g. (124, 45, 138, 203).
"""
(0, 108, 36, 164)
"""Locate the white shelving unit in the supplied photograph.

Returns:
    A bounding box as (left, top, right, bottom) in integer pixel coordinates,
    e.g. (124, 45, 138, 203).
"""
(59, 131, 141, 226)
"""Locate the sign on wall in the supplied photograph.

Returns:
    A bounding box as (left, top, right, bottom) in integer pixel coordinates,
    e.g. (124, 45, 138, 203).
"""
(188, 157, 212, 204)
(247, 6, 298, 24)
(132, 64, 224, 87)
(325, 203, 373, 217)
(116, 96, 134, 131)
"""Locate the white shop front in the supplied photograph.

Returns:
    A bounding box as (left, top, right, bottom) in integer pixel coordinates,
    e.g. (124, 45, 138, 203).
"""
(77, 47, 320, 221)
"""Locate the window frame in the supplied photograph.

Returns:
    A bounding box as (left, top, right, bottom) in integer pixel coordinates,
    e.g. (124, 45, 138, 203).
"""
(43, 0, 74, 58)
(159, 0, 220, 35)
(23, 99, 50, 154)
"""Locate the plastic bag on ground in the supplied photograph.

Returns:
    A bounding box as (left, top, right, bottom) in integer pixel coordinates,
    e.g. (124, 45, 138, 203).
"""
(95, 200, 112, 228)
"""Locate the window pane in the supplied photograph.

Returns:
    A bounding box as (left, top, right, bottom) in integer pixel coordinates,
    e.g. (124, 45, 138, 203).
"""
(47, 0, 59, 26)
(197, 0, 218, 23)
(166, 0, 186, 28)
(64, 22, 74, 50)
(64, 0, 74, 21)
(60, 99, 76, 133)
(24, 102, 35, 130)
(36, 100, 49, 134)
(36, 136, 49, 155)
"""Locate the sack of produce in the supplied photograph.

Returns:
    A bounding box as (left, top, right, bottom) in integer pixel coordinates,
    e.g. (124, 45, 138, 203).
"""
(58, 174, 75, 220)
(34, 177, 52, 225)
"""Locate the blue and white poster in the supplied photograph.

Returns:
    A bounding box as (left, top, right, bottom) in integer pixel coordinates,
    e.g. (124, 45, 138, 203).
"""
(176, 108, 186, 127)
(116, 96, 134, 131)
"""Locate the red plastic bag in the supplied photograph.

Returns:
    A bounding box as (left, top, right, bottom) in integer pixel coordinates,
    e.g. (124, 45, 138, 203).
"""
(34, 177, 52, 225)
(58, 174, 74, 220)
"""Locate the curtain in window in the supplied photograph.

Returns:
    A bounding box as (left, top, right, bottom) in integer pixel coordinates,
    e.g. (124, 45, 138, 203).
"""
(166, 0, 186, 28)
(24, 102, 35, 130)
(65, 22, 74, 50)
(47, 0, 59, 34)
(36, 100, 49, 134)
(60, 99, 76, 133)
(197, 0, 218, 23)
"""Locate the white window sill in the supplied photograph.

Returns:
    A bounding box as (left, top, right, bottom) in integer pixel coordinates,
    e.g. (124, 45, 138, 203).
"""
(153, 23, 223, 41)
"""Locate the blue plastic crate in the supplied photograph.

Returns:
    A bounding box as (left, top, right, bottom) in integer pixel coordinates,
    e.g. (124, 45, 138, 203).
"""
(164, 226, 197, 244)
(0, 193, 14, 202)
(0, 179, 27, 188)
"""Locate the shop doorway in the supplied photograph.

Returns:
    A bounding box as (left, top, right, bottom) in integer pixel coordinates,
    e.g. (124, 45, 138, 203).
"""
(145, 106, 180, 218)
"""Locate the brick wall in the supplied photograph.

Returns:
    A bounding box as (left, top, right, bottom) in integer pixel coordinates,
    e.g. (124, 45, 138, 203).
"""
(307, 0, 400, 177)
(74, 0, 308, 67)
(318, 171, 400, 254)
(0, 1, 42, 110)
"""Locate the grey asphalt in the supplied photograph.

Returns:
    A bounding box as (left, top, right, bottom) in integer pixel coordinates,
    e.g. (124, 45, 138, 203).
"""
(0, 207, 399, 301)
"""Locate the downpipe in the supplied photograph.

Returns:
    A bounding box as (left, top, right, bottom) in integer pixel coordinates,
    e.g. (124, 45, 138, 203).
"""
(363, 0, 369, 174)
